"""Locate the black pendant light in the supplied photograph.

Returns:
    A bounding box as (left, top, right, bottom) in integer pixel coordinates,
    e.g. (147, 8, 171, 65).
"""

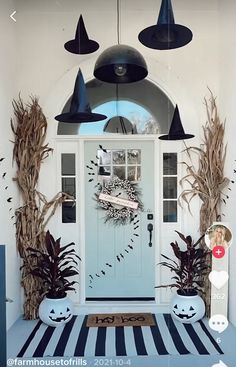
(94, 0, 148, 83)
(159, 105, 194, 140)
(64, 15, 99, 54)
(55, 68, 107, 123)
(138, 0, 193, 50)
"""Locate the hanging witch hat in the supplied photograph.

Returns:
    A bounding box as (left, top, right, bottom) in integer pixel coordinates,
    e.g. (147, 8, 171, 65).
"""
(138, 0, 193, 50)
(55, 69, 107, 123)
(159, 105, 194, 140)
(64, 15, 99, 54)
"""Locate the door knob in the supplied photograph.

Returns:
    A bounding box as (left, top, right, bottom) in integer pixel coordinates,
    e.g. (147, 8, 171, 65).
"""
(147, 223, 153, 247)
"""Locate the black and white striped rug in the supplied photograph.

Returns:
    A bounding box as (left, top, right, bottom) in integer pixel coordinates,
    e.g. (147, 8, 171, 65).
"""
(17, 314, 223, 358)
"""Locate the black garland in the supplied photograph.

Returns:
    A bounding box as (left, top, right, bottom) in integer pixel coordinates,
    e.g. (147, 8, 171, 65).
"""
(95, 178, 143, 225)
(0, 154, 15, 223)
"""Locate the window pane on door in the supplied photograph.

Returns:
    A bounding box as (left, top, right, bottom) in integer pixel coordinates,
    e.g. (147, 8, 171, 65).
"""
(163, 153, 177, 175)
(127, 166, 141, 181)
(97, 149, 142, 182)
(62, 202, 76, 223)
(113, 166, 125, 180)
(61, 153, 75, 175)
(127, 149, 141, 164)
(97, 150, 111, 165)
(163, 177, 177, 198)
(98, 166, 111, 177)
(112, 150, 126, 164)
(61, 153, 76, 223)
(62, 177, 76, 197)
(163, 201, 177, 222)
(162, 152, 178, 223)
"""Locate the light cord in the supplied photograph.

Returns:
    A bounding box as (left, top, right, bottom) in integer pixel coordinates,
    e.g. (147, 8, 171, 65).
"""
(117, 0, 120, 44)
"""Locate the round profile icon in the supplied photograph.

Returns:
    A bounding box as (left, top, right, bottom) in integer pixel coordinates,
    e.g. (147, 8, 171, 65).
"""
(205, 223, 233, 251)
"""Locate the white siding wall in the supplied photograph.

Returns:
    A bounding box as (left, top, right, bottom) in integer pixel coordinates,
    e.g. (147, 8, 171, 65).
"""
(0, 0, 21, 329)
(14, 0, 220, 237)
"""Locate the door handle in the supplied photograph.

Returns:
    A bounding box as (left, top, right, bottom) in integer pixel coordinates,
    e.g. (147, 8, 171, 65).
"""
(6, 297, 13, 303)
(147, 223, 153, 247)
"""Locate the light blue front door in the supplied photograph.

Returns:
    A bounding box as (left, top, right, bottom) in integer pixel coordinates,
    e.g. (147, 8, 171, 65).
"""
(84, 140, 155, 300)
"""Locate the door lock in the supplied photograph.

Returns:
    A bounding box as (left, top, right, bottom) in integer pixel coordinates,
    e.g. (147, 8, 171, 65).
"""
(147, 223, 153, 247)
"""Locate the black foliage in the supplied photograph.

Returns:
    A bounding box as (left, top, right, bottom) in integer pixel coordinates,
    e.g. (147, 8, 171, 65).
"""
(156, 231, 210, 295)
(26, 230, 81, 298)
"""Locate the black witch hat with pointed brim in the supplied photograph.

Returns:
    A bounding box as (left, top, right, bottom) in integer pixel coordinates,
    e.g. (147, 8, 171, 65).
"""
(159, 105, 194, 140)
(64, 15, 99, 54)
(138, 0, 193, 50)
(55, 69, 107, 123)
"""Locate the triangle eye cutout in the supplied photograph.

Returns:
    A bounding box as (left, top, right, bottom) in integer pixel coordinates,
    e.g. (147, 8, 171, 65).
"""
(174, 304, 178, 309)
(189, 306, 194, 311)
(66, 308, 70, 312)
(50, 309, 55, 314)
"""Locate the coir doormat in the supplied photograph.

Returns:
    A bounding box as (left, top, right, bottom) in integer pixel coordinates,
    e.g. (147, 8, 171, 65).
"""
(86, 313, 155, 327)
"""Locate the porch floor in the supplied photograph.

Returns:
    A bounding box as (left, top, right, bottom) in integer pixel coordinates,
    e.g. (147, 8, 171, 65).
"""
(7, 314, 236, 367)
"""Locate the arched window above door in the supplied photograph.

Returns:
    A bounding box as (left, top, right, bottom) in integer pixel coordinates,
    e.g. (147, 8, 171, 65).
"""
(57, 78, 174, 135)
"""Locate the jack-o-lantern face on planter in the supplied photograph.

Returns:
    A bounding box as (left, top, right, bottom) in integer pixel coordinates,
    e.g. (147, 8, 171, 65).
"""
(173, 304, 196, 321)
(171, 290, 205, 324)
(49, 306, 71, 323)
(39, 296, 74, 327)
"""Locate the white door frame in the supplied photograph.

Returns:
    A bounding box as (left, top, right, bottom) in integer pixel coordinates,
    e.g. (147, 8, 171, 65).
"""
(56, 134, 170, 314)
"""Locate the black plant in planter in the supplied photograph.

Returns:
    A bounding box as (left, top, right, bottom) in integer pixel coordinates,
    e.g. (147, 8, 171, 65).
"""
(26, 230, 81, 298)
(156, 231, 210, 295)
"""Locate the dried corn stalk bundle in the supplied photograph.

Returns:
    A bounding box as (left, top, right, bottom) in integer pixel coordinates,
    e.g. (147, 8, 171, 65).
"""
(179, 92, 229, 315)
(11, 97, 72, 319)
